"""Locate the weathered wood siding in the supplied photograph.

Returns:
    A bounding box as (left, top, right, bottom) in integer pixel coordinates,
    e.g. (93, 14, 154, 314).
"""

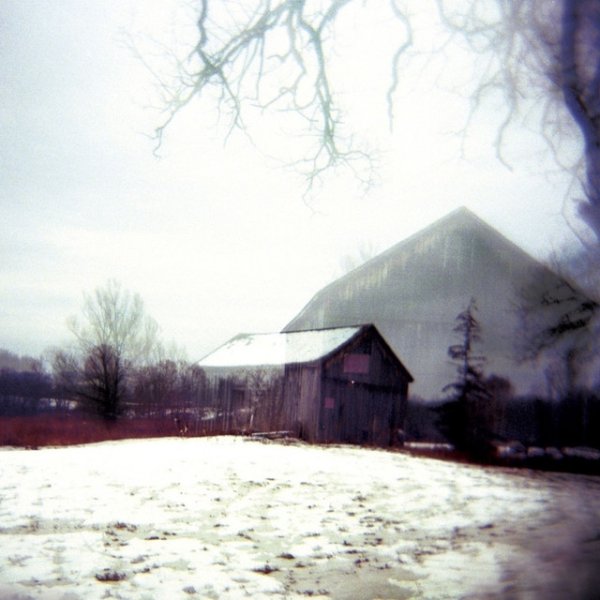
(316, 331, 409, 445)
(199, 327, 411, 446)
(281, 365, 322, 441)
(200, 367, 285, 434)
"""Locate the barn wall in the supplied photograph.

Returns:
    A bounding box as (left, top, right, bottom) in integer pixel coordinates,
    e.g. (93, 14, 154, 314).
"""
(199, 330, 410, 446)
(201, 366, 285, 434)
(323, 331, 409, 389)
(317, 331, 409, 446)
(319, 379, 403, 445)
(282, 365, 322, 441)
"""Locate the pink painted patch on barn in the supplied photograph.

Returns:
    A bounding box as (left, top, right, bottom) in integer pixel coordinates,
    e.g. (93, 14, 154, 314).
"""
(324, 397, 335, 409)
(343, 354, 370, 374)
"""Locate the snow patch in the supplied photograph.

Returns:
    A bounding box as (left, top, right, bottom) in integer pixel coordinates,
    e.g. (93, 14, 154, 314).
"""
(0, 437, 598, 599)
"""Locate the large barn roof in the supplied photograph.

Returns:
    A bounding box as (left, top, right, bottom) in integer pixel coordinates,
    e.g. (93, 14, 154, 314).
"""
(198, 326, 364, 368)
(282, 207, 594, 397)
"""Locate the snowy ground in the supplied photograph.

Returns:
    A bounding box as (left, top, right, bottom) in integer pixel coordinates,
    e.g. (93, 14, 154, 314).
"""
(0, 437, 599, 600)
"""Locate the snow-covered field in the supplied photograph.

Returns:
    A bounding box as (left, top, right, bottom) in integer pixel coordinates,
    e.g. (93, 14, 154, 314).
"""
(1, 437, 599, 600)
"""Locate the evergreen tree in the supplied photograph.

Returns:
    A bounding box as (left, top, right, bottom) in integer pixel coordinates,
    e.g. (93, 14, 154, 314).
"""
(438, 298, 492, 456)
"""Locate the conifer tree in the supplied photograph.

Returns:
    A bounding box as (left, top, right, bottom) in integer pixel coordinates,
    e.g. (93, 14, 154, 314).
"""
(438, 298, 492, 456)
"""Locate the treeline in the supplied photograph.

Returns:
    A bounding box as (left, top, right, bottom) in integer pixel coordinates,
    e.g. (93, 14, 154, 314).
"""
(0, 349, 287, 444)
(3, 345, 598, 449)
(0, 353, 211, 420)
(0, 367, 58, 416)
(407, 298, 600, 456)
(406, 388, 600, 450)
(0, 278, 287, 439)
(2, 282, 599, 457)
(2, 347, 599, 452)
(0, 349, 43, 372)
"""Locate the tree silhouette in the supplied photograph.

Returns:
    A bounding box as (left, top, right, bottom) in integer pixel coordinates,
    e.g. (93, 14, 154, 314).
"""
(438, 298, 492, 455)
(53, 280, 159, 420)
(515, 248, 599, 396)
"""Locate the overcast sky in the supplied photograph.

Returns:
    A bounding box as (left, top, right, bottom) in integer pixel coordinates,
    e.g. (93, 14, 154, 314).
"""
(0, 1, 588, 362)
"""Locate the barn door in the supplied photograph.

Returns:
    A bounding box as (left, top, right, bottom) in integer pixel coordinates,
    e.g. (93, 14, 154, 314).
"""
(337, 381, 371, 445)
(334, 384, 394, 446)
(320, 379, 395, 446)
(370, 391, 393, 446)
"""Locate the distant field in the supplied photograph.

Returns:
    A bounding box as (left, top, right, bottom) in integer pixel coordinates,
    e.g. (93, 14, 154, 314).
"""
(1, 437, 599, 599)
(0, 415, 186, 447)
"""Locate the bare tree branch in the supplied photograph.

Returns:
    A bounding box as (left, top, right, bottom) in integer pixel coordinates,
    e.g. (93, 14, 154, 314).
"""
(151, 0, 411, 189)
(386, 6, 414, 130)
(435, 0, 600, 240)
(147, 0, 600, 240)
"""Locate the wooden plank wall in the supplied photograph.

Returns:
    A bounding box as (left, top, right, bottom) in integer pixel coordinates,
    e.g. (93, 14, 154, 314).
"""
(196, 330, 410, 446)
(317, 332, 409, 445)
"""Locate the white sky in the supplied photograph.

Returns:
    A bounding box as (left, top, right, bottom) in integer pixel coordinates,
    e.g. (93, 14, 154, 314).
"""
(0, 0, 589, 362)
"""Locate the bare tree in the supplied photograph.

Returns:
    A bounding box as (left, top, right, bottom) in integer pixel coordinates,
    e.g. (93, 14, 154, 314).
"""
(132, 359, 179, 417)
(81, 343, 124, 421)
(516, 244, 600, 394)
(338, 240, 379, 276)
(550, 241, 600, 299)
(54, 280, 160, 420)
(436, 0, 600, 240)
(151, 1, 600, 239)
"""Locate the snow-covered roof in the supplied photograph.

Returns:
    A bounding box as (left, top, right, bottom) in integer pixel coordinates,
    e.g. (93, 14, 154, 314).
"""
(198, 326, 363, 368)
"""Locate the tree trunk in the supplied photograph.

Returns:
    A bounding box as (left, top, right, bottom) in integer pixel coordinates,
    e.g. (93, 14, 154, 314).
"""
(560, 0, 600, 239)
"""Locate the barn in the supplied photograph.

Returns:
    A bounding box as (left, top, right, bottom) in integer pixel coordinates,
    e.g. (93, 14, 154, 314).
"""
(284, 207, 597, 399)
(198, 324, 413, 446)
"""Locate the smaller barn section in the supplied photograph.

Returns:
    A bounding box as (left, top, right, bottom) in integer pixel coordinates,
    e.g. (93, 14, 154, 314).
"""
(198, 324, 413, 447)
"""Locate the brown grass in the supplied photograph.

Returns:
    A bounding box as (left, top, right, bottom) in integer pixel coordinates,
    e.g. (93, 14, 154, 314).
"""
(0, 414, 186, 448)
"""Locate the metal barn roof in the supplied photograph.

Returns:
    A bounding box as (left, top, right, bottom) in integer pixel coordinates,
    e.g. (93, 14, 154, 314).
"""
(282, 207, 593, 396)
(198, 326, 363, 368)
